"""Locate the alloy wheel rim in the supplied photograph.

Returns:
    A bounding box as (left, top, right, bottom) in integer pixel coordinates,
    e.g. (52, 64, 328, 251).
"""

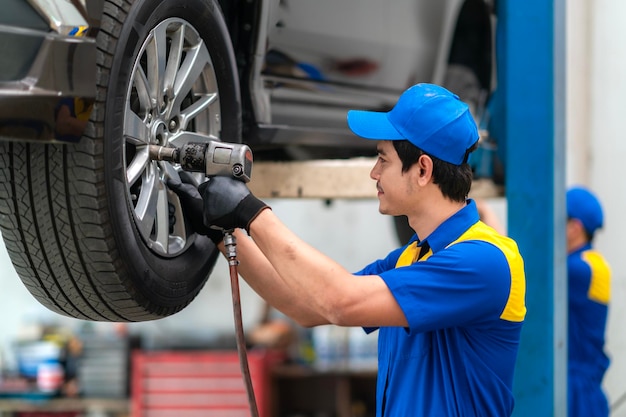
(123, 18, 221, 257)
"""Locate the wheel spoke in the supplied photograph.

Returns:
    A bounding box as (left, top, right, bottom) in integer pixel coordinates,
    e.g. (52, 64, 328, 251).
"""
(172, 42, 212, 111)
(126, 146, 151, 186)
(162, 164, 189, 245)
(124, 111, 150, 145)
(178, 93, 217, 130)
(134, 164, 160, 238)
(133, 65, 153, 113)
(164, 23, 185, 95)
(152, 182, 171, 253)
(147, 23, 168, 107)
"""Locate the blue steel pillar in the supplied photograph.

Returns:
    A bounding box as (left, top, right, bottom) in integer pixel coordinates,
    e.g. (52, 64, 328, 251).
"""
(493, 0, 567, 416)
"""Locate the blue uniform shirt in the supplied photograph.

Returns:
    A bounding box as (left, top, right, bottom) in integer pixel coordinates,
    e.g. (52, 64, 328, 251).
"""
(567, 243, 611, 417)
(356, 200, 526, 417)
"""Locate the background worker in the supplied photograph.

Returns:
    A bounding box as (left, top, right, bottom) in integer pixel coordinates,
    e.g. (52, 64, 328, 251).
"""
(169, 83, 527, 416)
(566, 186, 611, 417)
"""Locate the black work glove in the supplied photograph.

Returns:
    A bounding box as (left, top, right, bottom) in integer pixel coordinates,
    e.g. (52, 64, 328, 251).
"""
(199, 176, 269, 232)
(166, 171, 224, 245)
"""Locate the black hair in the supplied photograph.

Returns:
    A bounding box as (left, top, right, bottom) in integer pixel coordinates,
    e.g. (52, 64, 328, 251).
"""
(392, 140, 477, 202)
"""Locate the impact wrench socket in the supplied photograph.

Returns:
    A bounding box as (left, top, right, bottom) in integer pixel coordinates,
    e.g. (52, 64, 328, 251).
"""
(149, 141, 253, 183)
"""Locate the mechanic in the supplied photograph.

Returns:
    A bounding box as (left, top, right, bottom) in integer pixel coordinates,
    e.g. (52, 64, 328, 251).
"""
(169, 83, 527, 416)
(566, 186, 611, 417)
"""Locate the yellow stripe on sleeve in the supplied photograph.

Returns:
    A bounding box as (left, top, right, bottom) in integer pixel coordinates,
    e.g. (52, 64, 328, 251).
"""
(582, 250, 611, 305)
(449, 222, 526, 322)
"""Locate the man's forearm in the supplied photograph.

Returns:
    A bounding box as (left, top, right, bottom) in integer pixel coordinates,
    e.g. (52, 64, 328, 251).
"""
(245, 210, 408, 328)
(230, 229, 329, 326)
(247, 209, 357, 325)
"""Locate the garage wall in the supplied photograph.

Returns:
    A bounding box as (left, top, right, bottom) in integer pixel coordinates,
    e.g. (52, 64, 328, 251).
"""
(571, 0, 626, 415)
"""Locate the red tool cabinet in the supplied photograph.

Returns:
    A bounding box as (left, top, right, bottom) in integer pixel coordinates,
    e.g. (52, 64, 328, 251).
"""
(131, 350, 279, 417)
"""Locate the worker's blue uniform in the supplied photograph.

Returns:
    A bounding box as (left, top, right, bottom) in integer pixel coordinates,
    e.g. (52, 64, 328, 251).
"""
(356, 199, 526, 417)
(567, 243, 611, 417)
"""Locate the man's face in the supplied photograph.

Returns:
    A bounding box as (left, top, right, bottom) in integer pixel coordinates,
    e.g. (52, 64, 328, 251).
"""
(369, 141, 417, 216)
(566, 217, 588, 253)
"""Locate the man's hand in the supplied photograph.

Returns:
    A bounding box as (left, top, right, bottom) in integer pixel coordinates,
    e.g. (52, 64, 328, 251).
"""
(199, 176, 269, 232)
(166, 171, 223, 244)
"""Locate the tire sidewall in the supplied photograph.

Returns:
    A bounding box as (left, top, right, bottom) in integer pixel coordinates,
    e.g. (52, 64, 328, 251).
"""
(102, 0, 241, 307)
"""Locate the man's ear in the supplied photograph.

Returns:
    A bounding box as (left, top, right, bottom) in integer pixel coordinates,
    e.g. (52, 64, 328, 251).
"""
(415, 154, 434, 184)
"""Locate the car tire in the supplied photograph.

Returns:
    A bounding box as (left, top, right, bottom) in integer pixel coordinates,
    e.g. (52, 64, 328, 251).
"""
(0, 0, 241, 321)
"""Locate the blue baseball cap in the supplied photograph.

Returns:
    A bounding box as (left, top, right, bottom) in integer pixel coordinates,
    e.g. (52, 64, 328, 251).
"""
(347, 83, 479, 165)
(567, 186, 604, 235)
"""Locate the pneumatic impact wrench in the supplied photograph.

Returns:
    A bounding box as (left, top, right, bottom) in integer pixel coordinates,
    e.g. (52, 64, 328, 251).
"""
(148, 141, 253, 183)
(149, 141, 259, 417)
